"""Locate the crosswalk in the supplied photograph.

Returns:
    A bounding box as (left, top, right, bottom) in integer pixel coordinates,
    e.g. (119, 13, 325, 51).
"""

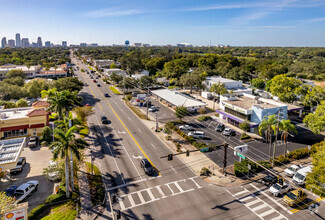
(117, 176, 202, 211)
(227, 185, 288, 220)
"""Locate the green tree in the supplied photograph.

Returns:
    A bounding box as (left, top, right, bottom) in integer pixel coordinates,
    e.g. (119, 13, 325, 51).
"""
(110, 63, 117, 69)
(175, 106, 188, 121)
(74, 106, 94, 124)
(162, 58, 189, 79)
(180, 72, 202, 94)
(139, 75, 154, 89)
(239, 121, 251, 132)
(16, 98, 28, 107)
(50, 126, 88, 198)
(40, 126, 52, 144)
(279, 119, 297, 157)
(251, 78, 265, 89)
(0, 192, 16, 219)
(6, 69, 25, 79)
(110, 72, 123, 84)
(268, 74, 302, 103)
(258, 115, 277, 161)
(303, 101, 325, 134)
(25, 79, 48, 99)
(60, 90, 82, 117)
(41, 89, 65, 121)
(210, 82, 227, 110)
(52, 77, 84, 92)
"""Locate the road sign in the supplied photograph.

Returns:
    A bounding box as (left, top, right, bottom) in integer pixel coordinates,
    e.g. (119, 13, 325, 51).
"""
(200, 147, 210, 152)
(237, 152, 246, 159)
(248, 164, 251, 170)
(234, 145, 248, 154)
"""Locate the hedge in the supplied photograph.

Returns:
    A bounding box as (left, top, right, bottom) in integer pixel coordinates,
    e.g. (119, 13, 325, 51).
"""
(288, 147, 310, 160)
(197, 116, 212, 122)
(234, 159, 271, 177)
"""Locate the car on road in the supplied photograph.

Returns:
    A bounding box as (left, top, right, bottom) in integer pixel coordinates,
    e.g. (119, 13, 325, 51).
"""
(215, 123, 225, 132)
(101, 115, 108, 124)
(10, 157, 26, 174)
(269, 183, 292, 196)
(104, 93, 110, 97)
(284, 164, 303, 177)
(4, 185, 18, 197)
(28, 136, 38, 148)
(90, 76, 93, 79)
(14, 180, 39, 204)
(148, 106, 158, 112)
(222, 128, 235, 136)
(261, 174, 278, 186)
(84, 83, 88, 86)
(85, 104, 90, 107)
(188, 131, 205, 139)
(93, 79, 97, 83)
(179, 125, 194, 131)
(97, 84, 101, 87)
(283, 189, 307, 207)
(140, 158, 155, 175)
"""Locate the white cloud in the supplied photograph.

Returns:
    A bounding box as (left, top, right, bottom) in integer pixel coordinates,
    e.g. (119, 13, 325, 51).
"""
(86, 8, 143, 18)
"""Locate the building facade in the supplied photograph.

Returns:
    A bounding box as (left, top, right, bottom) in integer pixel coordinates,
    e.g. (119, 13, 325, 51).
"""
(1, 37, 7, 48)
(15, 33, 21, 47)
(37, 37, 42, 48)
(204, 76, 252, 95)
(62, 41, 67, 47)
(7, 39, 15, 48)
(21, 38, 29, 48)
(45, 41, 51, 47)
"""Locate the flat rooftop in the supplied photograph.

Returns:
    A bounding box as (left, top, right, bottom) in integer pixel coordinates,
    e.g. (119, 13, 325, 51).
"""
(0, 107, 33, 120)
(223, 96, 278, 110)
(0, 137, 26, 167)
(206, 76, 239, 84)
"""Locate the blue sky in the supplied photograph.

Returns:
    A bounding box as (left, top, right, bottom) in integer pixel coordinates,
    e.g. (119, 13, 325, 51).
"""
(1, 0, 325, 46)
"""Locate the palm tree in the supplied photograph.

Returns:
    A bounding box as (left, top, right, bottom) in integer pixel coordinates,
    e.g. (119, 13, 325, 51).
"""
(258, 115, 277, 162)
(210, 82, 227, 110)
(60, 90, 81, 118)
(42, 89, 65, 121)
(50, 126, 88, 198)
(279, 119, 297, 157)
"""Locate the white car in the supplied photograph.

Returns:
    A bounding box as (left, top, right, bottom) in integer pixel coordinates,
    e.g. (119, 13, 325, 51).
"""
(179, 125, 194, 131)
(188, 131, 204, 139)
(284, 165, 303, 177)
(148, 106, 158, 112)
(269, 183, 292, 197)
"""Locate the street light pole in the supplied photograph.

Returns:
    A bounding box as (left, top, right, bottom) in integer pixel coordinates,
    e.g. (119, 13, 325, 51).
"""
(272, 109, 283, 167)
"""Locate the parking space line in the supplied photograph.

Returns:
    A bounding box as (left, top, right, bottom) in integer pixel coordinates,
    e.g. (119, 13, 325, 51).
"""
(138, 128, 142, 133)
(170, 165, 177, 174)
(151, 144, 156, 149)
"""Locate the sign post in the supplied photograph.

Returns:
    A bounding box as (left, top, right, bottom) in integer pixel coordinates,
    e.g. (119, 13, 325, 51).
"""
(234, 145, 248, 161)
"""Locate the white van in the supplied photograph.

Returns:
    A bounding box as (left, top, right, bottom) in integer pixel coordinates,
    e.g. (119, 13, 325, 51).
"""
(293, 165, 313, 186)
(188, 131, 205, 139)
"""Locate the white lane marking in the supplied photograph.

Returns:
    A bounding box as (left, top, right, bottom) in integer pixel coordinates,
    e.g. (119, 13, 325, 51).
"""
(94, 116, 125, 184)
(151, 143, 156, 149)
(251, 203, 267, 212)
(188, 176, 202, 189)
(245, 199, 261, 206)
(250, 184, 292, 215)
(128, 194, 136, 207)
(166, 183, 175, 194)
(234, 188, 249, 197)
(132, 155, 142, 159)
(259, 209, 275, 218)
(138, 128, 142, 133)
(119, 198, 126, 210)
(170, 165, 177, 174)
(128, 116, 131, 120)
(174, 182, 184, 193)
(207, 120, 214, 128)
(112, 129, 143, 180)
(118, 131, 126, 134)
(155, 185, 167, 198)
(113, 101, 117, 105)
(146, 188, 158, 201)
(137, 191, 146, 204)
(120, 108, 124, 112)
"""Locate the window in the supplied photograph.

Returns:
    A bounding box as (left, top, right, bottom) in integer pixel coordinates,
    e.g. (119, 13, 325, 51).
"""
(225, 107, 251, 121)
(4, 129, 27, 138)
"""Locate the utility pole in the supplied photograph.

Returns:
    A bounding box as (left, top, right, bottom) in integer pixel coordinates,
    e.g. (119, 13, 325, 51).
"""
(146, 89, 150, 120)
(223, 143, 228, 175)
(123, 76, 126, 100)
(155, 111, 158, 132)
(69, 119, 74, 192)
(272, 110, 282, 167)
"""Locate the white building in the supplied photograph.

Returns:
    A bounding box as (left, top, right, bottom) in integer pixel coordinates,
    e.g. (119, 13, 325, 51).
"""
(0, 64, 41, 80)
(152, 89, 207, 113)
(104, 68, 127, 77)
(204, 76, 252, 95)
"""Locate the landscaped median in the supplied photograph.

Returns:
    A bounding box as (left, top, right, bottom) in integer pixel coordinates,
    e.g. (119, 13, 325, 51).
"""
(109, 86, 121, 95)
(124, 100, 149, 120)
(85, 162, 105, 205)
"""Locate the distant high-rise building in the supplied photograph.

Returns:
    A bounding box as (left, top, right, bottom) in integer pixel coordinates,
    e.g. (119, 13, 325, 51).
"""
(8, 39, 15, 48)
(15, 33, 21, 47)
(90, 43, 98, 47)
(80, 43, 87, 47)
(37, 37, 42, 48)
(62, 41, 67, 47)
(21, 38, 30, 47)
(133, 43, 142, 47)
(45, 41, 51, 47)
(31, 42, 37, 48)
(143, 44, 150, 47)
(1, 37, 7, 48)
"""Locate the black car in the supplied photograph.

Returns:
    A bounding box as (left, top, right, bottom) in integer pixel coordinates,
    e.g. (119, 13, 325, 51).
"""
(101, 115, 108, 124)
(97, 84, 101, 87)
(9, 157, 26, 174)
(215, 123, 225, 132)
(140, 158, 154, 175)
(261, 174, 278, 186)
(104, 93, 110, 97)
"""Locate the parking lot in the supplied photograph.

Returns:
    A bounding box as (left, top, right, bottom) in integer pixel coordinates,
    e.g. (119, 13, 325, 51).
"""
(0, 144, 54, 211)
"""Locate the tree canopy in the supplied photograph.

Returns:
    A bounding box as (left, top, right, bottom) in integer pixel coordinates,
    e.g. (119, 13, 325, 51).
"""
(303, 101, 325, 134)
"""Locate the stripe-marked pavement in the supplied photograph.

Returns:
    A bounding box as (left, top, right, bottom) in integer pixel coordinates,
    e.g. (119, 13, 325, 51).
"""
(290, 197, 324, 214)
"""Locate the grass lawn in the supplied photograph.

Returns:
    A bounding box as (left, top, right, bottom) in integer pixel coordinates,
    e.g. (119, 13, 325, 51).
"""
(125, 100, 149, 120)
(85, 162, 105, 205)
(41, 201, 77, 220)
(109, 86, 121, 95)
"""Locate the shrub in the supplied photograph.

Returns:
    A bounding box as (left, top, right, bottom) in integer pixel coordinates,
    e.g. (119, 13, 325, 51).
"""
(214, 113, 220, 117)
(234, 159, 269, 177)
(165, 135, 172, 141)
(28, 204, 47, 219)
(239, 121, 250, 132)
(240, 132, 251, 140)
(274, 154, 290, 166)
(288, 147, 310, 160)
(198, 108, 206, 114)
(200, 167, 211, 176)
(126, 94, 132, 101)
(197, 116, 212, 122)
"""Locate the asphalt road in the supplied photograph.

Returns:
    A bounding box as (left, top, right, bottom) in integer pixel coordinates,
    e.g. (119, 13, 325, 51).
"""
(71, 54, 324, 220)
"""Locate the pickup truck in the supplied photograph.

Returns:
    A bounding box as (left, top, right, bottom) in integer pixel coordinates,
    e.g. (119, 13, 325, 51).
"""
(9, 157, 26, 174)
(14, 180, 39, 204)
(283, 189, 307, 207)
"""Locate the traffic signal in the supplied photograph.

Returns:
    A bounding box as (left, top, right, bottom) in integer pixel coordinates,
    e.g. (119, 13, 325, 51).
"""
(168, 154, 173, 161)
(278, 176, 284, 185)
(186, 150, 190, 157)
(116, 210, 121, 219)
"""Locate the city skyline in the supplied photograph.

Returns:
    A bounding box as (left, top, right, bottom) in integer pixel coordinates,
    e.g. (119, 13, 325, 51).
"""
(0, 0, 325, 47)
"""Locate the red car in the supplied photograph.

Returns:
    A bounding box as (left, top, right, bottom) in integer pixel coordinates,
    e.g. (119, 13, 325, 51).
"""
(93, 79, 97, 83)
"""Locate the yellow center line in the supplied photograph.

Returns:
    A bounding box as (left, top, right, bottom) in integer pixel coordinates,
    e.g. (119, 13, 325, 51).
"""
(79, 67, 161, 175)
(290, 197, 324, 213)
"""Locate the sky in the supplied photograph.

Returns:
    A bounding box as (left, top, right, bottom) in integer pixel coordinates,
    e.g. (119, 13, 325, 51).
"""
(0, 0, 325, 47)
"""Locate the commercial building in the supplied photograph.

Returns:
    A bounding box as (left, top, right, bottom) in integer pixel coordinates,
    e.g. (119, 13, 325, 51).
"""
(62, 41, 67, 47)
(93, 59, 114, 69)
(216, 93, 302, 132)
(21, 38, 29, 48)
(204, 76, 252, 95)
(0, 64, 41, 80)
(0, 137, 26, 171)
(177, 43, 193, 47)
(104, 68, 127, 77)
(0, 103, 49, 140)
(15, 33, 21, 47)
(80, 43, 87, 47)
(8, 39, 15, 48)
(1, 37, 7, 48)
(152, 89, 207, 113)
(45, 41, 51, 47)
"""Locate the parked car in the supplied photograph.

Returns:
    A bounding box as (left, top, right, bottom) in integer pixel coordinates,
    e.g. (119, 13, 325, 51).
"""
(148, 106, 158, 112)
(188, 131, 205, 139)
(140, 158, 155, 175)
(179, 125, 194, 131)
(14, 180, 39, 204)
(104, 93, 110, 97)
(293, 165, 313, 186)
(215, 123, 225, 132)
(28, 136, 38, 148)
(4, 185, 17, 197)
(101, 115, 108, 124)
(9, 157, 26, 174)
(283, 189, 307, 207)
(269, 183, 292, 197)
(261, 174, 278, 186)
(222, 128, 235, 136)
(284, 165, 303, 177)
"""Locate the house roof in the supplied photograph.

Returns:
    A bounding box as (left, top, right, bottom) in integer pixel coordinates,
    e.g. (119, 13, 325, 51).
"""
(26, 108, 48, 117)
(152, 89, 207, 108)
(32, 101, 49, 108)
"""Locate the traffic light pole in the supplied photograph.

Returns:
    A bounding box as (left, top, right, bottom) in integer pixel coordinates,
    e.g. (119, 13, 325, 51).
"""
(223, 143, 228, 175)
(107, 192, 116, 220)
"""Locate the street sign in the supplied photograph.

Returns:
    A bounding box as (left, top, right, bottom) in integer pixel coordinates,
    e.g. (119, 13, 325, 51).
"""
(237, 152, 246, 159)
(248, 164, 251, 170)
(200, 147, 210, 152)
(234, 145, 248, 154)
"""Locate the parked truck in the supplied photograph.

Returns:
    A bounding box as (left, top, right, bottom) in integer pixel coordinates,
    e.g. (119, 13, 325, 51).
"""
(14, 180, 39, 204)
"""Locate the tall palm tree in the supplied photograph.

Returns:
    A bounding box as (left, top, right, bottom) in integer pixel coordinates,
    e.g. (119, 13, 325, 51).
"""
(50, 126, 88, 198)
(210, 82, 227, 110)
(60, 90, 81, 118)
(279, 119, 297, 157)
(258, 115, 278, 162)
(42, 89, 65, 121)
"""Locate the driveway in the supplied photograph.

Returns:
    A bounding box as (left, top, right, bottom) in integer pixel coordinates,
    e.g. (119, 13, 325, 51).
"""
(0, 145, 54, 212)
